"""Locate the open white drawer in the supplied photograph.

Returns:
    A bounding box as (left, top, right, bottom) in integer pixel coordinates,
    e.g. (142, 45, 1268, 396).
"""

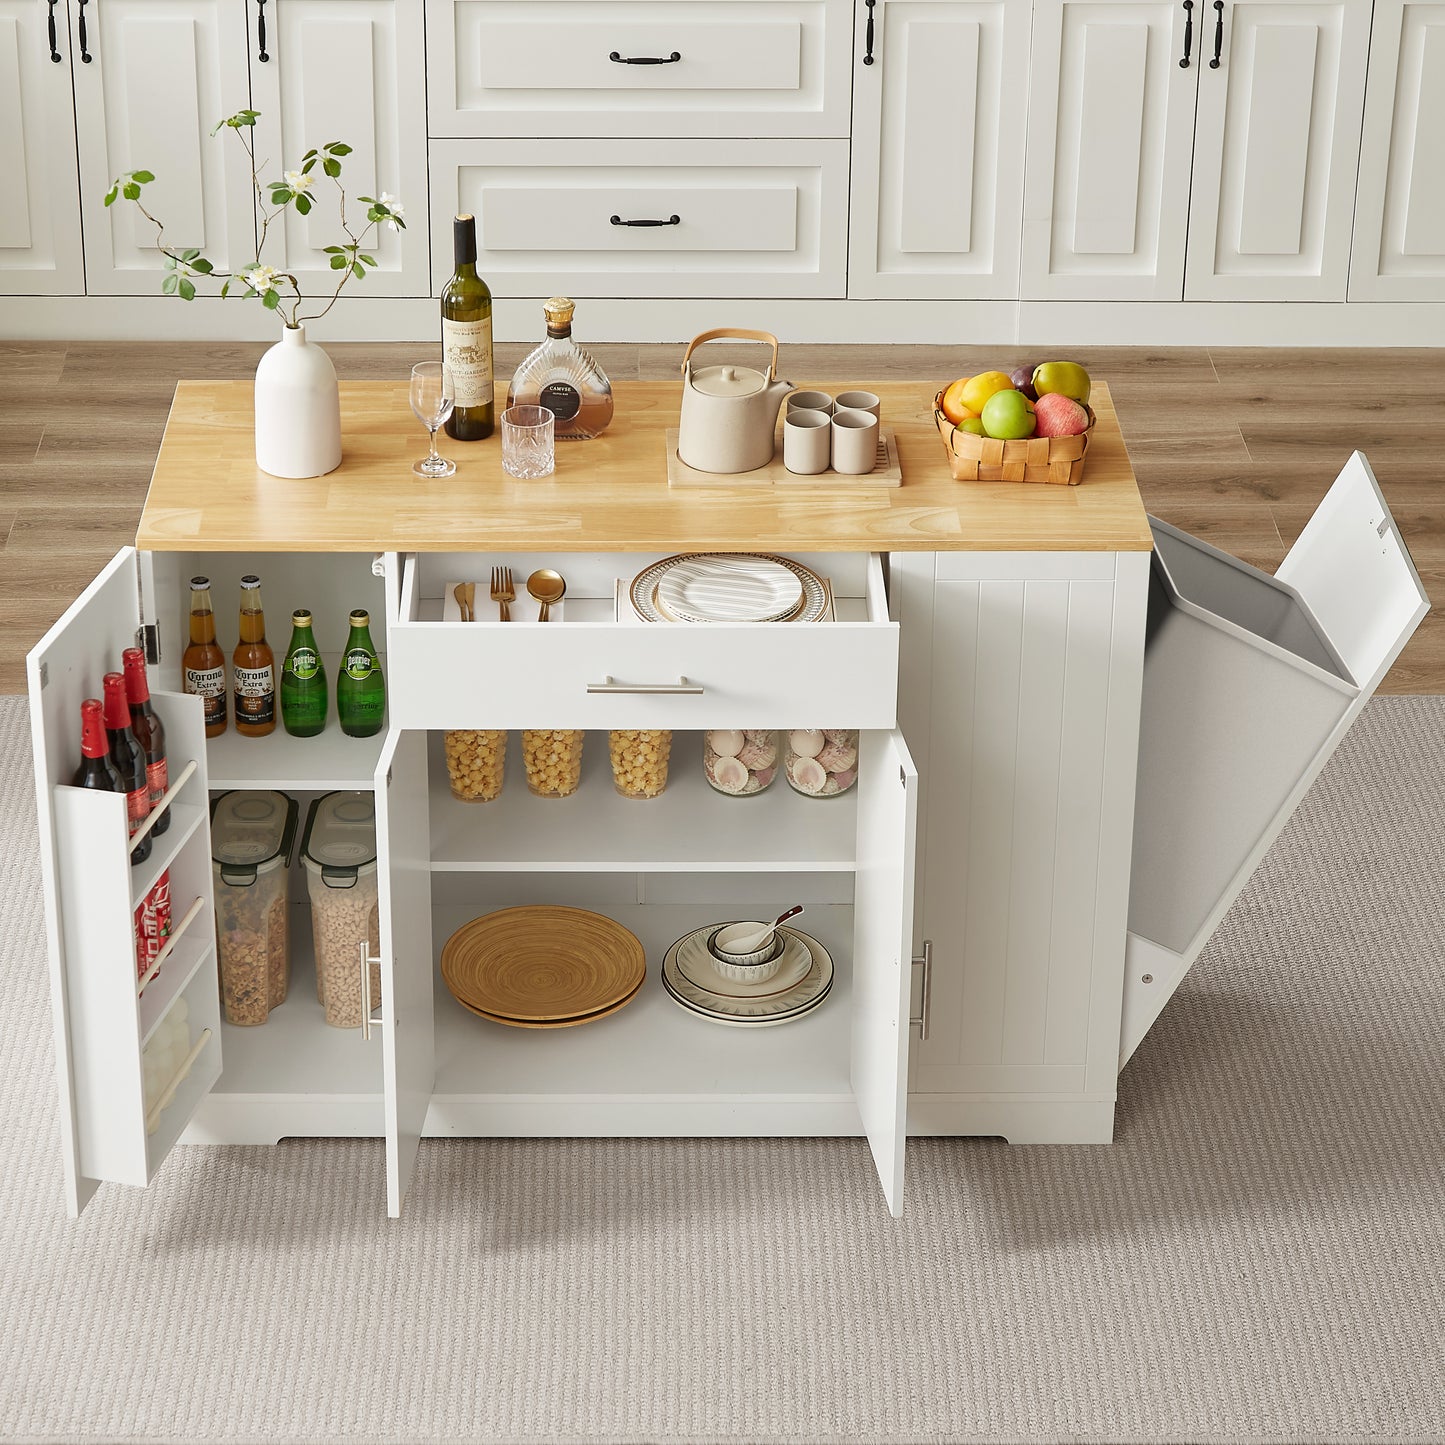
(385, 551, 900, 730)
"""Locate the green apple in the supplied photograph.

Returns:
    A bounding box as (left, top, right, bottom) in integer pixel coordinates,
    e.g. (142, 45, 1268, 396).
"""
(1031, 361, 1091, 405)
(957, 416, 987, 436)
(981, 389, 1037, 440)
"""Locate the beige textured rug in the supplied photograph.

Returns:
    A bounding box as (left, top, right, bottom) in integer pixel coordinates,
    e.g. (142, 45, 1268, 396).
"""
(2, 696, 1443, 1445)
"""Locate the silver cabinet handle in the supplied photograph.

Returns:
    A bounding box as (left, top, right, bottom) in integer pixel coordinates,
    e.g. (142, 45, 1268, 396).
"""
(360, 942, 383, 1041)
(909, 939, 933, 1041)
(585, 675, 704, 695)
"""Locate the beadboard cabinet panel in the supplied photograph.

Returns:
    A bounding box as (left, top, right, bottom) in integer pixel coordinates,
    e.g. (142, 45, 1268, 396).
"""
(1350, 1, 1445, 299)
(0, 0, 85, 294)
(1022, 0, 1199, 300)
(1185, 0, 1372, 300)
(427, 0, 853, 138)
(848, 0, 1030, 299)
(72, 0, 255, 295)
(248, 0, 430, 296)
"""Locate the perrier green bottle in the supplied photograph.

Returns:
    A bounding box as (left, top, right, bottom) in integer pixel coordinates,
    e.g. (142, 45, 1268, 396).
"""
(280, 609, 328, 738)
(336, 609, 385, 738)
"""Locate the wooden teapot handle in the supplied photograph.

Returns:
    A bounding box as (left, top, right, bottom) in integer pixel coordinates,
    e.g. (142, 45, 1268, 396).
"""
(681, 328, 781, 381)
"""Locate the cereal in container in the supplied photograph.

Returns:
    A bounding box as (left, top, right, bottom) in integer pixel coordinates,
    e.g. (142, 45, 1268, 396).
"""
(784, 729, 860, 797)
(444, 729, 507, 802)
(609, 730, 672, 798)
(703, 729, 779, 796)
(522, 729, 585, 797)
(211, 790, 299, 1025)
(300, 792, 382, 1029)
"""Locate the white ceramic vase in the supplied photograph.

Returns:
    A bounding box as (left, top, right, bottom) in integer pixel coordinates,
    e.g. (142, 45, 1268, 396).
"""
(253, 323, 343, 479)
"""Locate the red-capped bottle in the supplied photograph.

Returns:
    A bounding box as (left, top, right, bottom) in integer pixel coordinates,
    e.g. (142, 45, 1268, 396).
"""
(73, 699, 124, 793)
(122, 647, 169, 837)
(102, 671, 152, 865)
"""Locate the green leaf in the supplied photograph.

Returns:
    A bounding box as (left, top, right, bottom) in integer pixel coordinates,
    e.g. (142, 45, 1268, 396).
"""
(104, 184, 118, 207)
(180, 247, 199, 262)
(220, 279, 231, 298)
(162, 253, 177, 270)
(262, 288, 280, 310)
(161, 273, 179, 295)
(327, 143, 352, 156)
(393, 216, 407, 230)
(122, 182, 141, 201)
(360, 255, 377, 267)
(322, 157, 341, 179)
(191, 257, 214, 274)
(269, 187, 291, 203)
(357, 195, 374, 206)
(132, 169, 155, 184)
(352, 262, 365, 280)
(294, 194, 312, 216)
(322, 245, 346, 254)
(330, 253, 348, 270)
(178, 277, 196, 301)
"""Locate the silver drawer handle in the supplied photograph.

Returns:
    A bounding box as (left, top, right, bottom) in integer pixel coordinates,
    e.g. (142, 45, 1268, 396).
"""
(909, 940, 933, 1041)
(586, 675, 705, 695)
(360, 942, 383, 1042)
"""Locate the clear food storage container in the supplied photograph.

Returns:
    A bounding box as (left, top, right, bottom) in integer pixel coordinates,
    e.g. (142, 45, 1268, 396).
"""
(703, 730, 779, 796)
(784, 729, 859, 797)
(609, 729, 672, 799)
(300, 792, 381, 1030)
(444, 729, 507, 802)
(522, 729, 585, 797)
(211, 790, 298, 1026)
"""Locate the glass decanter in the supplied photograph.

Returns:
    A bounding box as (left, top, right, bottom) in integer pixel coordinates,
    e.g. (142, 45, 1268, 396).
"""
(506, 296, 614, 441)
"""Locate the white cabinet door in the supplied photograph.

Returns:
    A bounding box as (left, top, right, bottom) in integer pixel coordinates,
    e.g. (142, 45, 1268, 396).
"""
(1349, 0, 1445, 300)
(1022, 0, 1199, 300)
(373, 728, 434, 1217)
(852, 729, 917, 1218)
(0, 0, 85, 293)
(28, 549, 221, 1217)
(848, 0, 1030, 299)
(72, 0, 254, 295)
(1185, 0, 1372, 300)
(248, 0, 430, 297)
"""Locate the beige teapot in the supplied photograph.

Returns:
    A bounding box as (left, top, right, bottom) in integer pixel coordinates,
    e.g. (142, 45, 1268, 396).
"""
(677, 328, 793, 474)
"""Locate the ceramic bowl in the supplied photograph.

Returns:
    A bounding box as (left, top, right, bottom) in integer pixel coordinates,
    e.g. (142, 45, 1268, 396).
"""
(707, 922, 786, 982)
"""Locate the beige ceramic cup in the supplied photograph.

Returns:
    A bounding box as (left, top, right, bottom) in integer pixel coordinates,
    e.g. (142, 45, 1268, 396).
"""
(830, 408, 879, 475)
(834, 390, 881, 420)
(786, 390, 835, 416)
(784, 408, 833, 474)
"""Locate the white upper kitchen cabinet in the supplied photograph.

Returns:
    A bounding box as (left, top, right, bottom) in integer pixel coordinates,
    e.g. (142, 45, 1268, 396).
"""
(1022, 0, 1199, 300)
(848, 0, 1030, 299)
(1349, 0, 1445, 300)
(72, 0, 255, 294)
(1185, 0, 1372, 300)
(247, 0, 430, 296)
(0, 0, 85, 294)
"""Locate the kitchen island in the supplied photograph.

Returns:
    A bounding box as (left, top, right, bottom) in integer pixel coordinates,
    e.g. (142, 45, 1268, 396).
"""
(32, 378, 1162, 1220)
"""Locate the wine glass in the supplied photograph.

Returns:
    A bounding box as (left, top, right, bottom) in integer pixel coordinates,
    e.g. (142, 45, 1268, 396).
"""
(410, 361, 456, 478)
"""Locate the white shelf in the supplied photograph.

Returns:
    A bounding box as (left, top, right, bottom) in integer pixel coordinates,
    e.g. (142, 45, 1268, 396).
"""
(138, 935, 214, 1048)
(428, 732, 858, 873)
(431, 901, 854, 1104)
(129, 801, 207, 908)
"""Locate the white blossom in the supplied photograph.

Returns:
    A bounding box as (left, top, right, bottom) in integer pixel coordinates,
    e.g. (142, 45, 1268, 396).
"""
(283, 169, 314, 194)
(378, 192, 405, 230)
(243, 265, 280, 294)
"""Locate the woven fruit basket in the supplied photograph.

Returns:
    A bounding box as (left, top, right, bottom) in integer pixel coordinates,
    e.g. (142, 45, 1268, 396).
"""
(933, 391, 1096, 485)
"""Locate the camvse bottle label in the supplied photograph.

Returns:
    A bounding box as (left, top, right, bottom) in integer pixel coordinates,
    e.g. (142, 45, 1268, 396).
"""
(540, 380, 582, 422)
(345, 649, 376, 681)
(235, 664, 276, 726)
(185, 664, 227, 729)
(286, 647, 320, 681)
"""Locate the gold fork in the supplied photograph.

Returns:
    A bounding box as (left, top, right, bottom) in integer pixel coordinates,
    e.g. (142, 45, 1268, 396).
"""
(490, 565, 515, 622)
(453, 582, 473, 622)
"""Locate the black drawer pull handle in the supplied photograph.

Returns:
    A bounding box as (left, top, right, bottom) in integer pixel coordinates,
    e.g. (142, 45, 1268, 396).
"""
(1210, 0, 1224, 67)
(610, 213, 681, 227)
(608, 49, 681, 64)
(1179, 0, 1193, 67)
(863, 0, 876, 64)
(47, 0, 61, 61)
(77, 0, 90, 62)
(257, 0, 268, 61)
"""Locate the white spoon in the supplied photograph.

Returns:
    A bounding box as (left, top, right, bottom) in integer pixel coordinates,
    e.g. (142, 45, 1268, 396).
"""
(732, 905, 804, 953)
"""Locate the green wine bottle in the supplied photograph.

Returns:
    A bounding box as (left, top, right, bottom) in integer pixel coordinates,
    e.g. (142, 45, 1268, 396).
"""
(336, 609, 386, 739)
(280, 609, 328, 738)
(441, 213, 494, 441)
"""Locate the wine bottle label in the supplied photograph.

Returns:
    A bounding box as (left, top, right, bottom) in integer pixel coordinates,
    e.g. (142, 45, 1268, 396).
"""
(125, 785, 148, 836)
(146, 758, 168, 810)
(345, 648, 376, 680)
(286, 646, 320, 680)
(540, 380, 582, 422)
(235, 664, 276, 724)
(443, 317, 494, 407)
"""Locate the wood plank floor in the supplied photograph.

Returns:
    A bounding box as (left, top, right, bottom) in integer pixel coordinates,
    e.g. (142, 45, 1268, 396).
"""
(1, 341, 1439, 694)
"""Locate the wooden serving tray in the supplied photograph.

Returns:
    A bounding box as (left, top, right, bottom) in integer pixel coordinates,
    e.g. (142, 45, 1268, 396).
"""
(666, 427, 903, 488)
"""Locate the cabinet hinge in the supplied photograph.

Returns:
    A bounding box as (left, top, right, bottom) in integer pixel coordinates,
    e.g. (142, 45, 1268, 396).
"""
(136, 622, 161, 664)
(37, 661, 49, 689)
(386, 767, 393, 787)
(371, 553, 387, 579)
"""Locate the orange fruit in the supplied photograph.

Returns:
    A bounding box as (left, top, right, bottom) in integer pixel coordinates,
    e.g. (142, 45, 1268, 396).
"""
(940, 378, 977, 427)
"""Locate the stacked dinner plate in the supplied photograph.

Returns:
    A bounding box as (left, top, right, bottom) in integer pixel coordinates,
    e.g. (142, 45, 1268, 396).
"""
(631, 553, 829, 625)
(441, 906, 646, 1029)
(660, 923, 835, 1027)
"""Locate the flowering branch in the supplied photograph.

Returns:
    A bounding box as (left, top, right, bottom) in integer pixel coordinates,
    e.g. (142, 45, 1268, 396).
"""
(103, 108, 405, 327)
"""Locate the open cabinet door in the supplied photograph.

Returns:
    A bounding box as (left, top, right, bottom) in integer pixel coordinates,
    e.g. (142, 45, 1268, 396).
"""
(374, 728, 434, 1216)
(852, 729, 919, 1217)
(29, 549, 219, 1216)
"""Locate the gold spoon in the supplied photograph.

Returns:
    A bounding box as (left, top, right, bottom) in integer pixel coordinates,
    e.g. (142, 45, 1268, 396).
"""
(527, 568, 566, 623)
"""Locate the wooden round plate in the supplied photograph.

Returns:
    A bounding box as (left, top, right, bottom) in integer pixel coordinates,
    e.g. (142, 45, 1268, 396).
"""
(452, 974, 645, 1030)
(441, 906, 646, 1023)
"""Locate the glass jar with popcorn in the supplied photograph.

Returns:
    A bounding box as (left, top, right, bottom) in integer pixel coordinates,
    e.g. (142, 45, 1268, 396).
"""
(703, 729, 779, 796)
(608, 730, 672, 799)
(522, 729, 586, 797)
(784, 729, 859, 797)
(443, 729, 507, 802)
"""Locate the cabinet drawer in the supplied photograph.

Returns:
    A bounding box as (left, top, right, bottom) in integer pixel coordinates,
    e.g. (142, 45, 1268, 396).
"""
(429, 138, 848, 298)
(386, 552, 899, 729)
(426, 0, 852, 139)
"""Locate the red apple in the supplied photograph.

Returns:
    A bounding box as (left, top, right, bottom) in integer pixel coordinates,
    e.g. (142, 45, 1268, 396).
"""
(1033, 392, 1089, 438)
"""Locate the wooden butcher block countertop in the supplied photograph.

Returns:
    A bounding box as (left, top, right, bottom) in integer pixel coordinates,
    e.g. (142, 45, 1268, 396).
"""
(135, 378, 1152, 554)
